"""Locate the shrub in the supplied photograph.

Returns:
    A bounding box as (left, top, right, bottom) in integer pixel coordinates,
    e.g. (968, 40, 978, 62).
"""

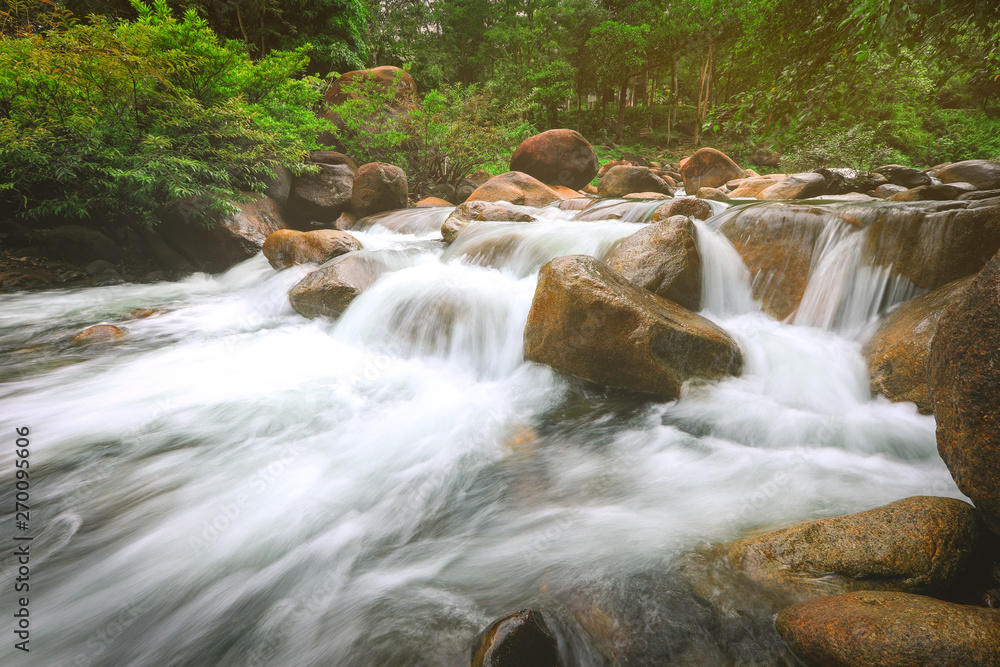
(0, 0, 330, 226)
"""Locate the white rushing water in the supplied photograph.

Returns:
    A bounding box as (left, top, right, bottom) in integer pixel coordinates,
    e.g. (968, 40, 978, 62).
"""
(0, 199, 956, 666)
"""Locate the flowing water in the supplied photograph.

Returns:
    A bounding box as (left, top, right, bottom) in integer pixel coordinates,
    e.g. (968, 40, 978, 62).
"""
(0, 198, 957, 666)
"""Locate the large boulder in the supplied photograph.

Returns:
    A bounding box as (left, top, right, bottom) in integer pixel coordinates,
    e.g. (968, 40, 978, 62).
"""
(466, 171, 568, 208)
(864, 276, 974, 414)
(721, 496, 989, 604)
(718, 203, 829, 319)
(44, 225, 124, 264)
(322, 66, 418, 108)
(604, 215, 702, 311)
(777, 591, 1000, 667)
(679, 148, 742, 194)
(352, 162, 408, 219)
(288, 252, 390, 318)
(262, 229, 362, 270)
(470, 609, 562, 667)
(509, 129, 599, 190)
(649, 198, 713, 221)
(441, 201, 536, 244)
(728, 175, 786, 198)
(757, 172, 828, 200)
(935, 159, 1000, 191)
(597, 166, 673, 198)
(874, 164, 932, 189)
(930, 248, 1000, 535)
(523, 255, 743, 399)
(286, 163, 356, 227)
(157, 195, 288, 272)
(886, 183, 969, 201)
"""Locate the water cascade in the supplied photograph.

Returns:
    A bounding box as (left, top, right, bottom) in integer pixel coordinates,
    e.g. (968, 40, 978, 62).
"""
(0, 196, 958, 666)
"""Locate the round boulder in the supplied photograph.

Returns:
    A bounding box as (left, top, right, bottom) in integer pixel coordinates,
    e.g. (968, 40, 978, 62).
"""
(874, 164, 932, 189)
(288, 252, 389, 319)
(679, 148, 743, 194)
(935, 159, 1000, 191)
(262, 229, 362, 270)
(471, 609, 561, 667)
(70, 324, 125, 346)
(597, 166, 673, 198)
(509, 129, 599, 191)
(777, 591, 1000, 666)
(287, 163, 356, 228)
(352, 162, 408, 219)
(757, 172, 828, 200)
(466, 171, 568, 208)
(649, 198, 713, 221)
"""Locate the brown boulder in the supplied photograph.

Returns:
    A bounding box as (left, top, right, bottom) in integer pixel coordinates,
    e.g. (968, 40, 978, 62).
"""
(864, 276, 973, 413)
(886, 183, 969, 201)
(777, 591, 1000, 667)
(874, 164, 932, 189)
(935, 159, 1000, 191)
(728, 175, 787, 198)
(322, 65, 418, 109)
(757, 172, 828, 200)
(308, 150, 358, 169)
(351, 162, 408, 219)
(523, 255, 742, 399)
(70, 324, 126, 346)
(415, 197, 453, 207)
(622, 191, 670, 199)
(873, 183, 908, 198)
(470, 609, 561, 667)
(597, 166, 673, 198)
(262, 229, 362, 270)
(466, 171, 568, 208)
(930, 248, 1000, 535)
(288, 252, 389, 318)
(679, 148, 742, 194)
(604, 215, 702, 311)
(157, 195, 288, 272)
(695, 187, 730, 202)
(287, 163, 356, 228)
(718, 203, 829, 319)
(649, 198, 713, 221)
(724, 496, 989, 604)
(748, 148, 780, 168)
(441, 201, 536, 244)
(508, 129, 599, 190)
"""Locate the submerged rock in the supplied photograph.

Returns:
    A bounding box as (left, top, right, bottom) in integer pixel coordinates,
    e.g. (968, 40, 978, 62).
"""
(288, 252, 389, 318)
(71, 324, 126, 346)
(777, 591, 1000, 667)
(509, 129, 599, 191)
(523, 255, 742, 399)
(352, 162, 408, 218)
(604, 215, 702, 311)
(864, 276, 973, 414)
(441, 201, 536, 244)
(679, 148, 743, 194)
(470, 609, 561, 667)
(467, 171, 568, 208)
(930, 248, 1000, 536)
(597, 166, 673, 198)
(262, 229, 362, 270)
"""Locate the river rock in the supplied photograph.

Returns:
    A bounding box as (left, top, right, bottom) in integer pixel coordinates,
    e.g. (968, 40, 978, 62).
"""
(623, 191, 671, 199)
(873, 183, 908, 198)
(262, 229, 362, 270)
(508, 129, 599, 190)
(777, 591, 1000, 667)
(722, 496, 989, 605)
(308, 150, 358, 169)
(695, 187, 730, 202)
(523, 255, 742, 399)
(415, 197, 453, 207)
(598, 166, 673, 198)
(728, 176, 786, 198)
(960, 189, 1000, 201)
(748, 148, 780, 167)
(757, 172, 828, 200)
(887, 183, 969, 201)
(862, 198, 1000, 290)
(604, 215, 702, 311)
(935, 159, 1000, 191)
(649, 198, 713, 221)
(288, 252, 389, 318)
(441, 201, 536, 244)
(287, 163, 356, 227)
(874, 164, 932, 189)
(263, 165, 293, 206)
(44, 225, 124, 264)
(71, 324, 126, 346)
(470, 609, 561, 667)
(466, 171, 568, 208)
(718, 203, 829, 319)
(157, 195, 287, 272)
(352, 162, 408, 219)
(930, 248, 1000, 536)
(680, 148, 743, 194)
(864, 276, 973, 414)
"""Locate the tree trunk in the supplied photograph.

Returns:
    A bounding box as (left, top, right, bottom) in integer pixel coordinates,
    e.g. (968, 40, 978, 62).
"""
(616, 79, 629, 144)
(695, 44, 713, 146)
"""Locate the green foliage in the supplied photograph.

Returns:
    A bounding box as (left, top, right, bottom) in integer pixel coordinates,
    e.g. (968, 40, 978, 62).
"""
(0, 0, 329, 225)
(780, 123, 897, 172)
(334, 72, 534, 191)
